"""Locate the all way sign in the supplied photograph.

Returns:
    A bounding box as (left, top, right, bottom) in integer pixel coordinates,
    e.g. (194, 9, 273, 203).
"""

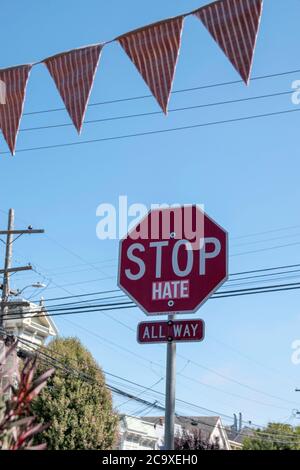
(137, 319, 205, 344)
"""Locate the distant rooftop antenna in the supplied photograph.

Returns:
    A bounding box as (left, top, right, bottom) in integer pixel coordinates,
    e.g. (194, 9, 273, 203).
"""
(233, 414, 238, 432)
(238, 412, 242, 432)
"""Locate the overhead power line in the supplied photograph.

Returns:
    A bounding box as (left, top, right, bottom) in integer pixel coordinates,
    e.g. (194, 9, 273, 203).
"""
(26, 230, 300, 278)
(25, 229, 300, 275)
(5, 107, 300, 155)
(15, 334, 291, 411)
(28, 262, 300, 304)
(32, 312, 300, 436)
(231, 241, 300, 257)
(61, 317, 300, 411)
(216, 281, 300, 295)
(22, 270, 299, 312)
(26, 271, 300, 308)
(5, 206, 300, 299)
(228, 269, 300, 283)
(27, 259, 300, 291)
(22, 68, 300, 116)
(32, 289, 121, 303)
(19, 90, 294, 134)
(28, 341, 166, 411)
(14, 335, 300, 445)
(230, 263, 300, 277)
(21, 281, 300, 312)
(225, 272, 300, 289)
(213, 284, 300, 299)
(178, 372, 290, 411)
(3, 281, 300, 321)
(59, 304, 300, 403)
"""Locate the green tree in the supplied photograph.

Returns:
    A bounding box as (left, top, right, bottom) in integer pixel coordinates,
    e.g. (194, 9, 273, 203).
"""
(32, 337, 118, 450)
(243, 423, 300, 450)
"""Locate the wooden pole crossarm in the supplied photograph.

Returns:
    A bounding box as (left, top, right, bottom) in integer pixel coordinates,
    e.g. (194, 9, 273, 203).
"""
(0, 266, 32, 274)
(0, 229, 44, 235)
(1, 301, 31, 307)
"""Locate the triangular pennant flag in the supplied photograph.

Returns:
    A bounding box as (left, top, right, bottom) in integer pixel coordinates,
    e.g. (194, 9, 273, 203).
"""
(194, 0, 263, 84)
(118, 17, 184, 114)
(0, 64, 32, 155)
(44, 45, 102, 133)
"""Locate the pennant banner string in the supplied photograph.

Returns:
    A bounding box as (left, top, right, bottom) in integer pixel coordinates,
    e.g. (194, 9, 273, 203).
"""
(0, 0, 264, 155)
(1, 0, 263, 71)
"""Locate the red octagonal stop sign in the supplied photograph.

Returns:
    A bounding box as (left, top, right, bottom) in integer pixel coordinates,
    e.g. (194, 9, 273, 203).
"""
(118, 206, 228, 316)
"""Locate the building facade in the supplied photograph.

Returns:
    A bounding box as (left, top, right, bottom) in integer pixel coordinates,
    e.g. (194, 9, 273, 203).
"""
(118, 415, 159, 450)
(118, 415, 239, 450)
(3, 298, 58, 349)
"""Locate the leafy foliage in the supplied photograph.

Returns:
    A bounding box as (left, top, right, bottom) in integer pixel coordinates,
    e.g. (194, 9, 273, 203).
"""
(175, 429, 220, 450)
(32, 337, 118, 450)
(243, 423, 300, 450)
(0, 340, 54, 450)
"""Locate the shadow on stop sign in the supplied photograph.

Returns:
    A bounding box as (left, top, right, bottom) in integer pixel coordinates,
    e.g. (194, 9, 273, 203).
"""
(118, 206, 228, 316)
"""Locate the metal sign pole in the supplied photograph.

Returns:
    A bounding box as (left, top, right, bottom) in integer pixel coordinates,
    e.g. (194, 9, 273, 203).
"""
(164, 314, 176, 450)
(119, 206, 228, 450)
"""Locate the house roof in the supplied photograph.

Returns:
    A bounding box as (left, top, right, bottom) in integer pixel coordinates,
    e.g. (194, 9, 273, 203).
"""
(120, 415, 157, 440)
(226, 426, 254, 444)
(4, 299, 59, 336)
(142, 416, 220, 441)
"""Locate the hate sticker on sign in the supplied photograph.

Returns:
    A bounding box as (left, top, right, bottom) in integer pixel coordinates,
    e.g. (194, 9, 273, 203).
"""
(152, 280, 189, 300)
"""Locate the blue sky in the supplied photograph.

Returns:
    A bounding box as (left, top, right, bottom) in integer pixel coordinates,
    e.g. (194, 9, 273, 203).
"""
(1, 0, 300, 429)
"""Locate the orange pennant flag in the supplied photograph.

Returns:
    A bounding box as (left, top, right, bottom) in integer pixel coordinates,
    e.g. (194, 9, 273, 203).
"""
(44, 45, 102, 133)
(194, 0, 263, 84)
(0, 64, 32, 155)
(119, 17, 184, 114)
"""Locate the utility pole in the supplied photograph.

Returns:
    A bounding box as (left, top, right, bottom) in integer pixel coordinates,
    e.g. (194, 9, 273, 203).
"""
(1, 208, 14, 326)
(164, 314, 176, 450)
(0, 208, 44, 395)
(294, 389, 300, 418)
